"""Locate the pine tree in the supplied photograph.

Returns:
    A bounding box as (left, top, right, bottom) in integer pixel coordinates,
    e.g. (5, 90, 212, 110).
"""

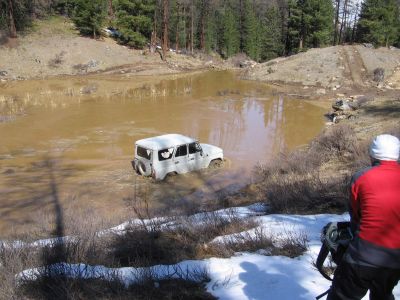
(309, 0, 334, 47)
(222, 7, 240, 57)
(286, 0, 305, 52)
(262, 6, 284, 61)
(72, 0, 107, 38)
(287, 0, 334, 52)
(204, 9, 217, 53)
(357, 0, 400, 47)
(8, 0, 17, 37)
(0, 0, 32, 37)
(113, 0, 155, 48)
(243, 0, 262, 61)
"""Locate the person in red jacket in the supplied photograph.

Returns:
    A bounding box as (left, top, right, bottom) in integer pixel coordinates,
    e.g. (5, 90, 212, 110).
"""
(328, 134, 400, 300)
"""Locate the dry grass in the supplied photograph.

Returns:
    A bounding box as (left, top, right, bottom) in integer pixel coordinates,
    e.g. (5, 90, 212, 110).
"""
(111, 210, 258, 267)
(0, 244, 40, 299)
(48, 51, 66, 68)
(0, 207, 264, 299)
(2, 210, 308, 299)
(210, 227, 309, 258)
(254, 124, 367, 214)
(20, 275, 215, 300)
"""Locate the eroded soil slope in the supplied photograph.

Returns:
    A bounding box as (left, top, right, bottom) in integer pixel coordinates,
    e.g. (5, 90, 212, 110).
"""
(245, 45, 400, 93)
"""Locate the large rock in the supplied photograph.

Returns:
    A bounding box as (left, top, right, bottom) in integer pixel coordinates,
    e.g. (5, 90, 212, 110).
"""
(373, 68, 385, 82)
(332, 99, 352, 111)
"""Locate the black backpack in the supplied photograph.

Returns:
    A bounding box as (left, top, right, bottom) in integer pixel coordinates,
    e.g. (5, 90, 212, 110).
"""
(315, 222, 353, 299)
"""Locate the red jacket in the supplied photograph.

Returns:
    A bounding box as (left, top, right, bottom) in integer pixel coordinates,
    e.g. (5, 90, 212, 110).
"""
(346, 160, 400, 268)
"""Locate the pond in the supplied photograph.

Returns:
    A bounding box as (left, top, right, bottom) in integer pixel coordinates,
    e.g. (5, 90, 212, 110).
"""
(0, 71, 328, 237)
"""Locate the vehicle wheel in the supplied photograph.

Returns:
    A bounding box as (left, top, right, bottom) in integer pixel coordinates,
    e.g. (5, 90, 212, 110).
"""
(209, 159, 223, 169)
(138, 161, 151, 176)
(163, 172, 177, 182)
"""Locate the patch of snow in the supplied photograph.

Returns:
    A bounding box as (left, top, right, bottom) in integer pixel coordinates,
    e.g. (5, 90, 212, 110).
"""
(11, 206, 400, 300)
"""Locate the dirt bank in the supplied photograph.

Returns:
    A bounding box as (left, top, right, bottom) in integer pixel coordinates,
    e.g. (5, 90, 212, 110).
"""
(0, 17, 228, 81)
(244, 45, 400, 96)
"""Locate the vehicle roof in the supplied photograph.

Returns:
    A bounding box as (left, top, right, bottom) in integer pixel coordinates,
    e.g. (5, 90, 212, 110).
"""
(135, 134, 197, 150)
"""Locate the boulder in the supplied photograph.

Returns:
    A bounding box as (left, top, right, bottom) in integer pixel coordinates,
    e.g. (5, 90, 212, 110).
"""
(373, 68, 385, 82)
(332, 99, 352, 111)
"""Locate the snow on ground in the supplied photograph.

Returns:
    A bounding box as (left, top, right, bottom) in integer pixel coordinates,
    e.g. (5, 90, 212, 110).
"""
(14, 205, 400, 300)
(1, 203, 267, 249)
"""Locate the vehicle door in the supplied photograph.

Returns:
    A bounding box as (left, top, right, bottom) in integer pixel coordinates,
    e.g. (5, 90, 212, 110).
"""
(187, 142, 205, 171)
(173, 144, 189, 174)
(157, 147, 175, 177)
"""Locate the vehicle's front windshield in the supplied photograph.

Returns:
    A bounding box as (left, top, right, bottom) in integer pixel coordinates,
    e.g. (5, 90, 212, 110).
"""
(136, 146, 151, 160)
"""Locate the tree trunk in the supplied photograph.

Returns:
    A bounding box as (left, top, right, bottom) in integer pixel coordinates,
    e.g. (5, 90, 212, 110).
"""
(200, 0, 206, 51)
(8, 0, 17, 38)
(239, 0, 244, 50)
(108, 0, 114, 21)
(162, 0, 169, 60)
(150, 6, 157, 53)
(284, 4, 291, 54)
(183, 5, 187, 51)
(350, 4, 359, 44)
(333, 0, 341, 45)
(190, 0, 194, 54)
(338, 0, 348, 44)
(175, 2, 180, 52)
(299, 11, 304, 50)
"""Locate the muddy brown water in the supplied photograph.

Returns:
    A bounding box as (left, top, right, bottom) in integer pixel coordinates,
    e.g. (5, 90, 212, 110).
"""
(0, 71, 328, 238)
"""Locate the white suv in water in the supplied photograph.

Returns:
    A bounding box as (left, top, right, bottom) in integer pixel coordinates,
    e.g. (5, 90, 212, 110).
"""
(133, 134, 224, 180)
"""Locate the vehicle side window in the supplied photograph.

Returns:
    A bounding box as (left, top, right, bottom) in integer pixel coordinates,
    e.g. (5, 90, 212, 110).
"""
(158, 148, 174, 161)
(189, 142, 202, 154)
(189, 142, 198, 154)
(175, 144, 188, 157)
(137, 146, 151, 160)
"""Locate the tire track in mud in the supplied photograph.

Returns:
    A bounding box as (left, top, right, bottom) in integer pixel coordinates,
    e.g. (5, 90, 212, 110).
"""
(340, 46, 368, 88)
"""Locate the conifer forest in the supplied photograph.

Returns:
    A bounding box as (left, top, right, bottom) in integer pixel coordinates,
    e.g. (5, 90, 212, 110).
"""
(1, 0, 400, 61)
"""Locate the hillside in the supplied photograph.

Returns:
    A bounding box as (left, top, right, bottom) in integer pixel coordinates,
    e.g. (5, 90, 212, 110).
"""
(2, 17, 400, 97)
(245, 45, 400, 95)
(0, 17, 226, 81)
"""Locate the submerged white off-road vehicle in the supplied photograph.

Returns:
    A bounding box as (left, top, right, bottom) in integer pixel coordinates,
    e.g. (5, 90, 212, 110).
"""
(132, 134, 223, 180)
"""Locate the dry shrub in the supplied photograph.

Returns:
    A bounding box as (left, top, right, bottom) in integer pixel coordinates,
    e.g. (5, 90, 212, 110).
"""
(48, 51, 66, 68)
(20, 274, 129, 300)
(111, 224, 193, 267)
(256, 149, 322, 179)
(211, 227, 275, 257)
(255, 124, 363, 214)
(311, 124, 360, 159)
(110, 211, 258, 267)
(271, 230, 308, 258)
(21, 276, 215, 300)
(265, 172, 348, 214)
(0, 244, 41, 299)
(19, 255, 213, 300)
(39, 234, 112, 268)
(209, 227, 309, 258)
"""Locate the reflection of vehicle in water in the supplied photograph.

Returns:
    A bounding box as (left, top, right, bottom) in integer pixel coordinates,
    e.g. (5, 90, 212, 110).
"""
(132, 134, 224, 180)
